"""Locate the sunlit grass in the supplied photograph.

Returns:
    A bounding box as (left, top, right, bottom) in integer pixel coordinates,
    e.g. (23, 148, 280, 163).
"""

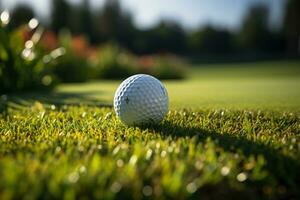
(55, 60, 300, 110)
(0, 60, 300, 199)
(0, 105, 299, 199)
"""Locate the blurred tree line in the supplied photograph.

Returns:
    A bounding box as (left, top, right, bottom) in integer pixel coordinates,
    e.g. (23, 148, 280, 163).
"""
(3, 0, 300, 59)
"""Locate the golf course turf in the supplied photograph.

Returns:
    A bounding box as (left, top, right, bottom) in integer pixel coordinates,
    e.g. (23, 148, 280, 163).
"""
(0, 61, 300, 199)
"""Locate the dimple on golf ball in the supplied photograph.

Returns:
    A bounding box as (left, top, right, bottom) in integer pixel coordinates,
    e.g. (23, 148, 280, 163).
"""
(114, 74, 169, 126)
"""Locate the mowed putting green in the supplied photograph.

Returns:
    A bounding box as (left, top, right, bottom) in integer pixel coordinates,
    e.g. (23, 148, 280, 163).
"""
(56, 60, 300, 110)
(0, 61, 300, 200)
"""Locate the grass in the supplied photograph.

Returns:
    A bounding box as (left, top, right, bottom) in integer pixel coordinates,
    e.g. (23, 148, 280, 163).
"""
(50, 60, 300, 110)
(0, 60, 300, 200)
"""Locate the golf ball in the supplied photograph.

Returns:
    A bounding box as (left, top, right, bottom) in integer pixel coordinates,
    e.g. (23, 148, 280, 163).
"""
(114, 74, 169, 126)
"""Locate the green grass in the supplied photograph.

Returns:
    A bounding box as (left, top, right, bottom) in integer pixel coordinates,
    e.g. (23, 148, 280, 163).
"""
(50, 60, 300, 110)
(0, 61, 300, 200)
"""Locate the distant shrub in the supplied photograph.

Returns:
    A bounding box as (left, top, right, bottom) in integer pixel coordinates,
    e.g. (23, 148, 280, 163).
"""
(52, 54, 92, 83)
(51, 31, 94, 83)
(95, 44, 187, 80)
(140, 54, 187, 79)
(0, 13, 58, 93)
(95, 43, 138, 79)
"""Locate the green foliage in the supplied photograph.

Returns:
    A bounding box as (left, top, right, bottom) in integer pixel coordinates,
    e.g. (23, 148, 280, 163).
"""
(145, 55, 186, 80)
(52, 54, 92, 83)
(52, 32, 93, 83)
(94, 43, 187, 80)
(0, 105, 299, 199)
(95, 44, 138, 79)
(0, 26, 57, 93)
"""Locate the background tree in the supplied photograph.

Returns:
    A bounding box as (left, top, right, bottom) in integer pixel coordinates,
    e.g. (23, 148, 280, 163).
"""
(8, 4, 34, 29)
(79, 0, 94, 40)
(133, 21, 186, 54)
(152, 21, 186, 54)
(283, 0, 300, 56)
(188, 25, 234, 55)
(51, 0, 71, 33)
(238, 4, 272, 53)
(94, 0, 135, 46)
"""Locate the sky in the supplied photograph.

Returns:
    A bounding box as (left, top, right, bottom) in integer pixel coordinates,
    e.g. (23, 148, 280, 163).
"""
(1, 0, 286, 30)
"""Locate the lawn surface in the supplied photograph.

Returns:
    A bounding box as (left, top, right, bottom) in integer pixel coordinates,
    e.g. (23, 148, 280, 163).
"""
(53, 60, 300, 110)
(0, 61, 300, 200)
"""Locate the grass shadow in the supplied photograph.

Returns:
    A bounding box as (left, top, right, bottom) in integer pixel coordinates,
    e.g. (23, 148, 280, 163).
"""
(0, 90, 112, 113)
(142, 121, 300, 198)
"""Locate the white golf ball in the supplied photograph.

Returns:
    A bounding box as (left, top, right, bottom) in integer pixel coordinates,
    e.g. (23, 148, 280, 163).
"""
(114, 74, 169, 126)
